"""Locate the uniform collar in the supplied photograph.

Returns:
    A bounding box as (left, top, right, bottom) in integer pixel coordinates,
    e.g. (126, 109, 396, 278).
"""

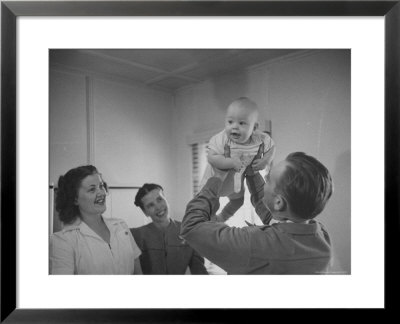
(149, 218, 175, 231)
(273, 219, 320, 234)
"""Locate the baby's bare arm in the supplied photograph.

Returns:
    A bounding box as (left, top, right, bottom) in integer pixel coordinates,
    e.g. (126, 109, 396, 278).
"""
(208, 150, 242, 171)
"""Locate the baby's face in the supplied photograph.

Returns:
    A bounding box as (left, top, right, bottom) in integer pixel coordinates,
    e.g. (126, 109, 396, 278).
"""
(224, 104, 258, 144)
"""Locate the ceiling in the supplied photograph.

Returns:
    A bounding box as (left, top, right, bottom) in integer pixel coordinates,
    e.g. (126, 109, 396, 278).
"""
(50, 49, 302, 93)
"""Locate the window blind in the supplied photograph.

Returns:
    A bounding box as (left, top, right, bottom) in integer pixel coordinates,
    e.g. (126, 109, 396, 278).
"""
(191, 142, 208, 196)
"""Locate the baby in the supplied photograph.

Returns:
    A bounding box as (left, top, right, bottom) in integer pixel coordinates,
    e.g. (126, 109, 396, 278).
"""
(200, 97, 275, 222)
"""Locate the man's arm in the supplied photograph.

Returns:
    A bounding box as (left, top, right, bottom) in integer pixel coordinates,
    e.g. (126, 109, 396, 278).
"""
(180, 177, 253, 274)
(251, 145, 276, 172)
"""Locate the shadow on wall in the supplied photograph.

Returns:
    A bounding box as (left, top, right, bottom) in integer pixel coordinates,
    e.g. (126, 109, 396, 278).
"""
(211, 71, 250, 113)
(329, 149, 351, 274)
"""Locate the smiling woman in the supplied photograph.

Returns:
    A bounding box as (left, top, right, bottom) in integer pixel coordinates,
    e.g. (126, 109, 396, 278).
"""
(49, 165, 142, 275)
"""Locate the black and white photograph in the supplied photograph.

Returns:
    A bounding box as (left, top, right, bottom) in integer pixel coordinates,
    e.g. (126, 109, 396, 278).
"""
(49, 49, 350, 276)
(2, 0, 398, 319)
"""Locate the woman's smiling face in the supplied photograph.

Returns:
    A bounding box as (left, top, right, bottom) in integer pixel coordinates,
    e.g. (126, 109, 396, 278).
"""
(75, 173, 107, 217)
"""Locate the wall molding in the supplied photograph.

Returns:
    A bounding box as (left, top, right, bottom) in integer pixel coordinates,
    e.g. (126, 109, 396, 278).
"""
(247, 49, 325, 72)
(50, 49, 324, 97)
(86, 76, 95, 165)
(80, 49, 203, 85)
(50, 62, 173, 95)
(175, 49, 325, 95)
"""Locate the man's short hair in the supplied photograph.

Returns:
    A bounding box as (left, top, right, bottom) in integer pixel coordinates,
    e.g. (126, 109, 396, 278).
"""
(134, 183, 164, 211)
(277, 152, 333, 220)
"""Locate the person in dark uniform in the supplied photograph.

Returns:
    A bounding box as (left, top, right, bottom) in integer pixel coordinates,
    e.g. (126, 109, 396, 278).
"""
(131, 183, 208, 275)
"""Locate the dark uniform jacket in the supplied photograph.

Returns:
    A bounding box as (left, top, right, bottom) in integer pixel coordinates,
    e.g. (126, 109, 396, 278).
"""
(131, 219, 208, 274)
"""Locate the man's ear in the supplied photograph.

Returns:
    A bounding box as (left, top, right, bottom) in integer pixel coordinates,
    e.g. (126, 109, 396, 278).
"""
(274, 194, 287, 212)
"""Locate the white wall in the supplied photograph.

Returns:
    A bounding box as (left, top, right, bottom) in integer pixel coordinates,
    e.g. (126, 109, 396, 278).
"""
(93, 78, 176, 227)
(49, 70, 88, 182)
(49, 70, 175, 228)
(267, 51, 351, 273)
(173, 50, 351, 273)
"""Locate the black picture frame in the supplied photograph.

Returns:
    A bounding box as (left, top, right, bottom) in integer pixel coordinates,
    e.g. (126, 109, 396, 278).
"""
(1, 0, 399, 322)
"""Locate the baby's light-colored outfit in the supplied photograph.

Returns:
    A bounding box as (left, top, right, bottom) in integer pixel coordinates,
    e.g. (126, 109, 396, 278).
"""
(200, 129, 274, 220)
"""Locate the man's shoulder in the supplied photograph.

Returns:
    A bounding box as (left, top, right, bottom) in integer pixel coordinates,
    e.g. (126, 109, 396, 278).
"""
(247, 224, 273, 232)
(246, 223, 283, 239)
(314, 221, 331, 241)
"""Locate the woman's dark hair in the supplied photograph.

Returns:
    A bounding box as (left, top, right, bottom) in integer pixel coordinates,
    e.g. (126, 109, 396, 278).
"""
(134, 183, 163, 211)
(276, 152, 333, 220)
(55, 165, 107, 224)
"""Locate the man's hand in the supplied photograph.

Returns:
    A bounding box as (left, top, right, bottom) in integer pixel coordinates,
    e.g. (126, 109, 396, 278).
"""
(252, 158, 269, 172)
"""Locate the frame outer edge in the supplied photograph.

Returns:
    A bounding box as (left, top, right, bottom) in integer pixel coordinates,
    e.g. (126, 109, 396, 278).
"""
(1, 1, 399, 16)
(1, 0, 399, 322)
(1, 2, 17, 322)
(385, 1, 400, 311)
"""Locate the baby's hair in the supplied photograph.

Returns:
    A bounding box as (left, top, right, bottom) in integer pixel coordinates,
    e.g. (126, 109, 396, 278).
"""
(228, 97, 259, 119)
(229, 97, 258, 111)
